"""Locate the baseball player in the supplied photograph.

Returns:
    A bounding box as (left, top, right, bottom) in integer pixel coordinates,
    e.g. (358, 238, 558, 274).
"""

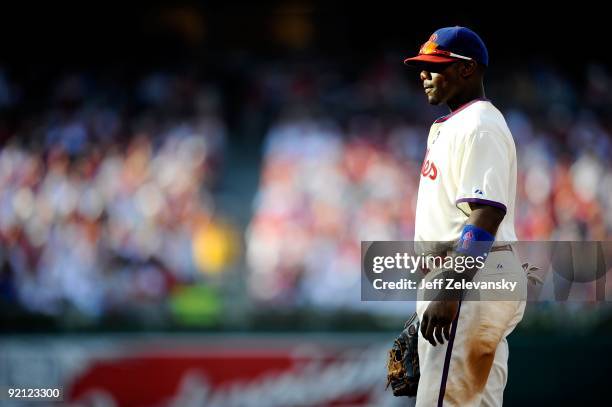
(404, 27, 527, 406)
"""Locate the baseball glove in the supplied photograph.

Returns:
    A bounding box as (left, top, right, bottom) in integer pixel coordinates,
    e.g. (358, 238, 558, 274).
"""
(386, 312, 420, 397)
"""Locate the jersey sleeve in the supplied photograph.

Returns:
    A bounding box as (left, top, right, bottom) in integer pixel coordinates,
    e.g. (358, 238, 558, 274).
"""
(455, 125, 512, 216)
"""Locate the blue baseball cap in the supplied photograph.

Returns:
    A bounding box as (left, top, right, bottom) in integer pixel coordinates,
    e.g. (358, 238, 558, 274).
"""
(404, 26, 489, 67)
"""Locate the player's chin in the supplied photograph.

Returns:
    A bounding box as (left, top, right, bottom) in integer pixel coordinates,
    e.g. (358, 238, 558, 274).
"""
(426, 94, 442, 105)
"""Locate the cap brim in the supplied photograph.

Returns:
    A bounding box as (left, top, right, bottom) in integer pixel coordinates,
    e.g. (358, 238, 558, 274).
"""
(403, 54, 458, 68)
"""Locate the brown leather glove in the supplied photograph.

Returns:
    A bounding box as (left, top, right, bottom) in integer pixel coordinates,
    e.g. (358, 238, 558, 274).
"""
(386, 312, 420, 397)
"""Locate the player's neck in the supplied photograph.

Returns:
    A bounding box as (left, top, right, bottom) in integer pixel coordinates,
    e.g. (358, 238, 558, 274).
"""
(447, 84, 486, 112)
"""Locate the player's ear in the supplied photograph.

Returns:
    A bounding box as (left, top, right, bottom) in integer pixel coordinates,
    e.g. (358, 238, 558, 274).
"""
(420, 70, 431, 81)
(459, 60, 477, 78)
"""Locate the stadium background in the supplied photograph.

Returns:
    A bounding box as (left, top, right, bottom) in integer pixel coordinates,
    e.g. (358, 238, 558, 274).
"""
(1, 2, 611, 405)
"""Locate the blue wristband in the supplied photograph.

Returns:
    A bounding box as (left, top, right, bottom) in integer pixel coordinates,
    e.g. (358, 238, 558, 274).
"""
(456, 224, 494, 258)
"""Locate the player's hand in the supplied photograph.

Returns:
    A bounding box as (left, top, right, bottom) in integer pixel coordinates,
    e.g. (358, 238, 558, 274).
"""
(420, 300, 460, 346)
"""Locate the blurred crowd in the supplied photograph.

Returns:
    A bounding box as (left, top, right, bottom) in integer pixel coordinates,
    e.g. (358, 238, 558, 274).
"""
(246, 58, 612, 306)
(1, 56, 612, 320)
(0, 72, 231, 317)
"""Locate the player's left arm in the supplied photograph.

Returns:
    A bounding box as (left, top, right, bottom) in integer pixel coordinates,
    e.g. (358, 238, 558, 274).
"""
(421, 124, 512, 346)
(466, 202, 505, 235)
(420, 203, 505, 346)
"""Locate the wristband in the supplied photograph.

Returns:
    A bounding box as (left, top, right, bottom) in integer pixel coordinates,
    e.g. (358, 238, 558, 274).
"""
(455, 224, 494, 259)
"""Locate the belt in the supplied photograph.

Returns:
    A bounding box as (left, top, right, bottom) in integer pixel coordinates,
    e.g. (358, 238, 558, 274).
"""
(490, 244, 514, 253)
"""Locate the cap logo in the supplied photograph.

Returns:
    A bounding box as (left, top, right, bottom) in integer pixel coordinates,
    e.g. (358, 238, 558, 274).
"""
(419, 40, 438, 55)
(419, 34, 439, 55)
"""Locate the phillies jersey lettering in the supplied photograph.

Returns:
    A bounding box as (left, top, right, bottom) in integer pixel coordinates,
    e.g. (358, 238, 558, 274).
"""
(420, 149, 438, 180)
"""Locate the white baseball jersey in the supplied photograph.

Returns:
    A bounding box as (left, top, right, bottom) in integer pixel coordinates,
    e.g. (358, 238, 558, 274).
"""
(414, 99, 517, 243)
